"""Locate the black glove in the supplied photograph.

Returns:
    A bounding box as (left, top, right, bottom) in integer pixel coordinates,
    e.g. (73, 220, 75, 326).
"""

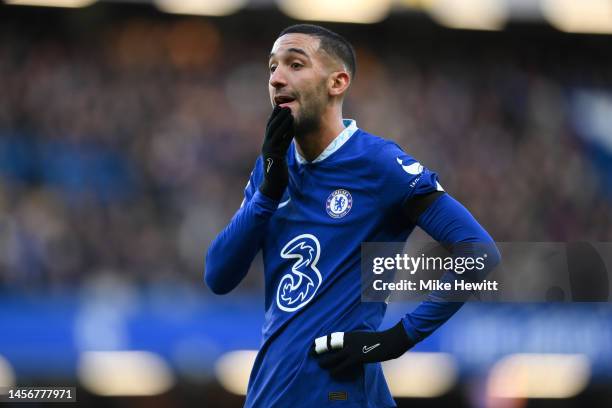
(259, 106, 294, 200)
(311, 321, 414, 377)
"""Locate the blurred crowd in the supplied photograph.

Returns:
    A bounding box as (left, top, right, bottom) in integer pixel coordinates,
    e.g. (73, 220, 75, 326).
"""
(0, 12, 610, 291)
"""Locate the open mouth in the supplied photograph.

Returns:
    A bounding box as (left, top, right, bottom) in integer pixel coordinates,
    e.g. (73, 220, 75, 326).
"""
(274, 95, 296, 108)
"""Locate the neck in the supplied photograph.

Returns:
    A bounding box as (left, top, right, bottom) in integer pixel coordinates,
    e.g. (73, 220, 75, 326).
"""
(295, 108, 345, 162)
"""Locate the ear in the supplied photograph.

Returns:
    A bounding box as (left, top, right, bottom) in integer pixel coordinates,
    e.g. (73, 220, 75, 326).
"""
(328, 71, 350, 98)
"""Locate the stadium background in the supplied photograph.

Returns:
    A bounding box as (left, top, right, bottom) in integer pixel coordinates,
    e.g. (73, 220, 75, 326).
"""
(0, 0, 611, 406)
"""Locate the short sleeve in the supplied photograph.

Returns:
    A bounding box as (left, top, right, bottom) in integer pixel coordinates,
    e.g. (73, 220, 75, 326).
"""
(375, 141, 444, 209)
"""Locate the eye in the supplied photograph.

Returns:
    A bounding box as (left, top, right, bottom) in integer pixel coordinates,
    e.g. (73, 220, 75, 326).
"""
(291, 62, 303, 69)
(269, 65, 277, 73)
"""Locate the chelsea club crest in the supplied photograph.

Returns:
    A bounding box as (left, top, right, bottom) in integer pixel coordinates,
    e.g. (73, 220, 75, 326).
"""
(326, 189, 352, 218)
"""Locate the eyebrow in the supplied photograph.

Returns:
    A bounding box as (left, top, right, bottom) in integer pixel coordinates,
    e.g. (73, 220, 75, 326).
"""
(269, 47, 310, 61)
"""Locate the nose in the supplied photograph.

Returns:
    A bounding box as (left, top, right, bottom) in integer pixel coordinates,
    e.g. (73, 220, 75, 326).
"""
(269, 66, 287, 89)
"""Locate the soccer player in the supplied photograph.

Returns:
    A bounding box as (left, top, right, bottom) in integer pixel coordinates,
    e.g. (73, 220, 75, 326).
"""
(205, 24, 499, 407)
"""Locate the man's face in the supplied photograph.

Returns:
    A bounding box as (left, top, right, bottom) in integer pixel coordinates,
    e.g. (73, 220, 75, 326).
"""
(268, 34, 331, 135)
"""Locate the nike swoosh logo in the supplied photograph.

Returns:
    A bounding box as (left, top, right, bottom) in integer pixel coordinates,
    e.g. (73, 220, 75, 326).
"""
(277, 198, 291, 209)
(362, 343, 381, 354)
(266, 158, 273, 174)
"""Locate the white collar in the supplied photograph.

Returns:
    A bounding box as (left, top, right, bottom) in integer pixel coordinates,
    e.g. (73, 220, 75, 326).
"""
(295, 119, 358, 164)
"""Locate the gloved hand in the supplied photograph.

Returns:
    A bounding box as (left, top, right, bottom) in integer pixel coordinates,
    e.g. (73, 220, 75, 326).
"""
(311, 321, 414, 377)
(259, 106, 294, 200)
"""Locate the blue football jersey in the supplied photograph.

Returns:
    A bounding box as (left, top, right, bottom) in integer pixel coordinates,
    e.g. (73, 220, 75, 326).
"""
(242, 120, 443, 407)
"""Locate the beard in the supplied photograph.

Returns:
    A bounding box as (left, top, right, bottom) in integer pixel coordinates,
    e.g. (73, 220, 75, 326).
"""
(294, 109, 321, 137)
(293, 81, 328, 137)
